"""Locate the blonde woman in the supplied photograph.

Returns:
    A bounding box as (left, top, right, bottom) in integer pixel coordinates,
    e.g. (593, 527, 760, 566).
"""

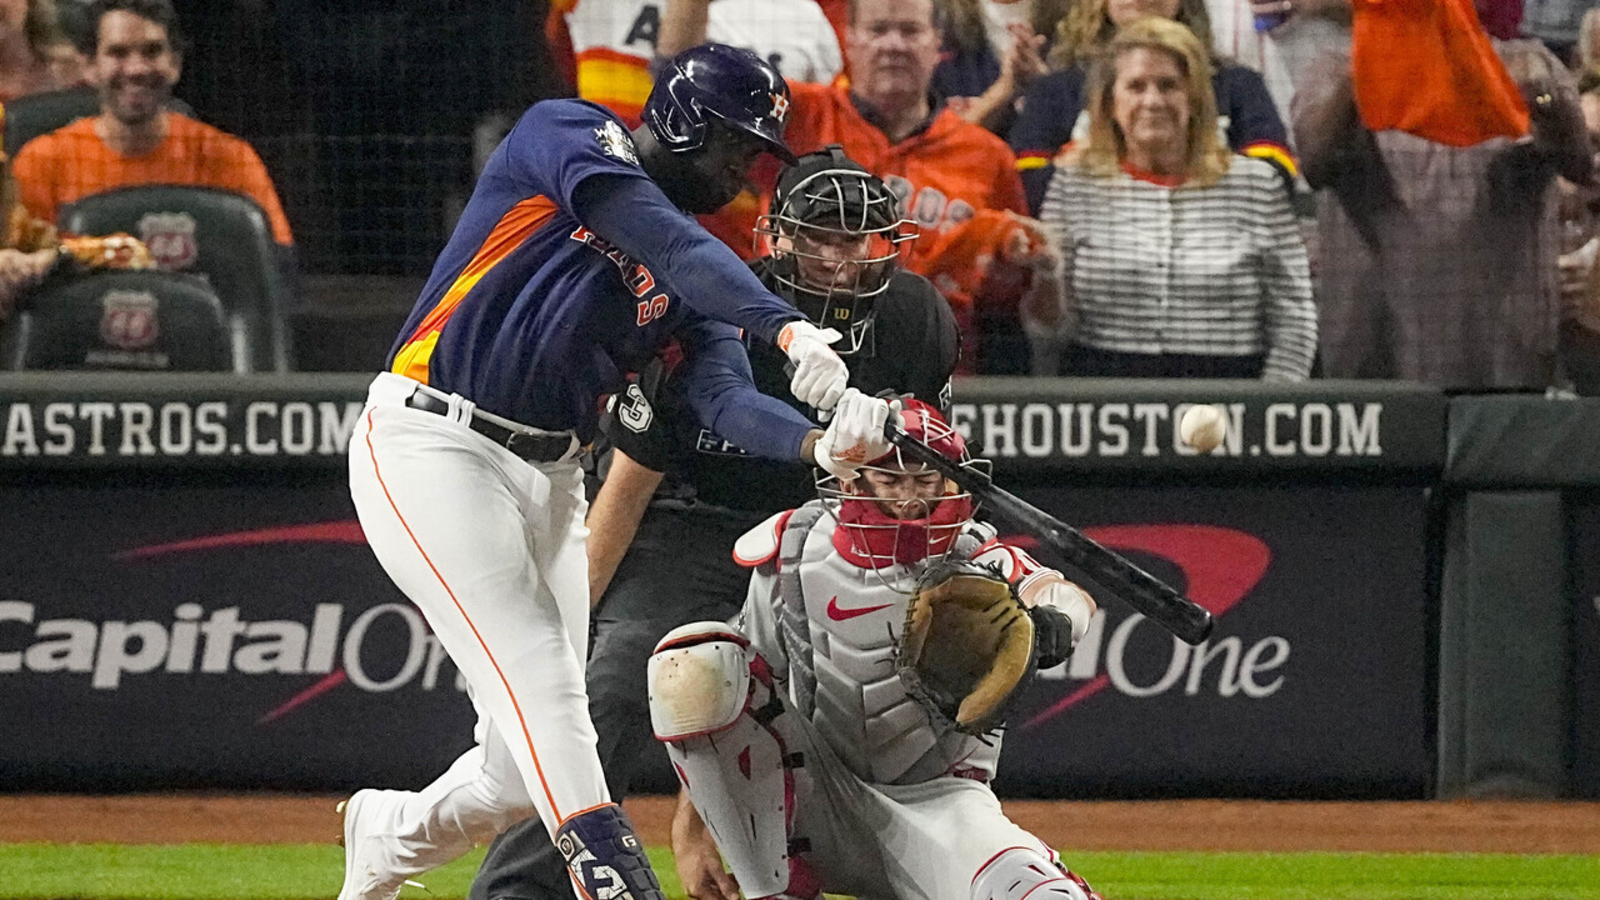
(1008, 0, 1293, 213)
(1028, 17, 1315, 380)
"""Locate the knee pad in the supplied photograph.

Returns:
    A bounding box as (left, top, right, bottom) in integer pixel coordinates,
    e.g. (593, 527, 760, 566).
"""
(971, 848, 1101, 900)
(658, 643, 803, 900)
(647, 621, 752, 740)
(553, 803, 664, 900)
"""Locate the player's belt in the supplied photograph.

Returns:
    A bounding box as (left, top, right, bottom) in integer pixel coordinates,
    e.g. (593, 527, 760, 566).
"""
(405, 390, 579, 464)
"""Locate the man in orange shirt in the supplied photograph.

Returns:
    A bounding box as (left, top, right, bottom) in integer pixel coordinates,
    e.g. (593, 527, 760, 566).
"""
(687, 0, 1054, 372)
(11, 0, 293, 246)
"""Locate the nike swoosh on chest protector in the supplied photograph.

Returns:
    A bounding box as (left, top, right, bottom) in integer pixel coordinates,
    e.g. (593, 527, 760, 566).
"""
(826, 595, 894, 621)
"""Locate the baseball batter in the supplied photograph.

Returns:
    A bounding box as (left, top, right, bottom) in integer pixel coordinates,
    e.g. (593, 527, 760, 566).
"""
(648, 402, 1105, 900)
(467, 147, 960, 900)
(340, 44, 897, 900)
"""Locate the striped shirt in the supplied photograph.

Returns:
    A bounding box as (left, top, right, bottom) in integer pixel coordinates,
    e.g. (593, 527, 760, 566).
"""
(1039, 156, 1317, 381)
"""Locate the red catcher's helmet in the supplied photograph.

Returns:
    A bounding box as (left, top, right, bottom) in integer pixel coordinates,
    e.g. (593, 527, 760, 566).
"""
(820, 399, 984, 570)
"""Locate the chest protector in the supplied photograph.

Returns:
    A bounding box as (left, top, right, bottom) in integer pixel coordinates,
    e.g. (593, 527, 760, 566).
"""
(772, 507, 1000, 785)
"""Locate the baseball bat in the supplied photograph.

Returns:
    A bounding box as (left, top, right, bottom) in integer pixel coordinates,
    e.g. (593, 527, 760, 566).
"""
(885, 424, 1214, 645)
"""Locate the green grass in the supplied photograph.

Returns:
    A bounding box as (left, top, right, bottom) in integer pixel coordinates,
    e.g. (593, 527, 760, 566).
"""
(0, 844, 1597, 900)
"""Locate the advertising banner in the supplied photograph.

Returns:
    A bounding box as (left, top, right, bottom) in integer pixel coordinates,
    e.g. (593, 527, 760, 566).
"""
(625, 485, 1435, 799)
(993, 485, 1432, 799)
(0, 477, 476, 791)
(0, 374, 1446, 476)
(0, 477, 1434, 797)
(953, 379, 1445, 476)
(0, 373, 1438, 797)
(0, 372, 372, 470)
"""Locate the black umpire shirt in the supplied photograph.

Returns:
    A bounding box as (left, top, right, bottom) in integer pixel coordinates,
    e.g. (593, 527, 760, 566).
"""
(599, 260, 961, 521)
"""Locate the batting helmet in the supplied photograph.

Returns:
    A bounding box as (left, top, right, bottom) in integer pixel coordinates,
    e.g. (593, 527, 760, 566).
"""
(643, 43, 798, 165)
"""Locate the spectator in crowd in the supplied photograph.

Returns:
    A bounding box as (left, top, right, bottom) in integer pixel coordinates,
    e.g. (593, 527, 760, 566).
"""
(43, 0, 89, 87)
(934, 0, 1068, 135)
(1241, 0, 1350, 119)
(0, 0, 71, 102)
(1294, 0, 1590, 388)
(1524, 0, 1600, 63)
(11, 0, 293, 245)
(1010, 0, 1295, 214)
(678, 0, 1056, 373)
(1204, 0, 1294, 125)
(1029, 17, 1316, 380)
(551, 0, 842, 128)
(658, 0, 842, 83)
(0, 236, 58, 320)
(0, 115, 150, 321)
(1577, 5, 1600, 69)
(1559, 67, 1600, 393)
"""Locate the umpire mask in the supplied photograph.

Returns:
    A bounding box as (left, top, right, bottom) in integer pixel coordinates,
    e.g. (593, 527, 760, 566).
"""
(757, 145, 916, 355)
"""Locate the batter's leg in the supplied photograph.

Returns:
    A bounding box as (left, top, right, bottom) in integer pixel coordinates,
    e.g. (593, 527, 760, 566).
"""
(469, 615, 658, 900)
(352, 406, 607, 823)
(339, 712, 534, 900)
(349, 401, 650, 900)
(470, 513, 752, 900)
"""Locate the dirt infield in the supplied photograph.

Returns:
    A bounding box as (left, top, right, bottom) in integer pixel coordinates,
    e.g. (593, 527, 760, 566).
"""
(4, 795, 1600, 854)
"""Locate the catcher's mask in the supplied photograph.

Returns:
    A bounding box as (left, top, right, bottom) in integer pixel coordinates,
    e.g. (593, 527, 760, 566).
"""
(756, 145, 916, 355)
(819, 399, 987, 571)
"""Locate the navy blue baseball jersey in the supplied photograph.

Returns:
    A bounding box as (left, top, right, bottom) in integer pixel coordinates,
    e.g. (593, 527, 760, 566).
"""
(389, 99, 812, 453)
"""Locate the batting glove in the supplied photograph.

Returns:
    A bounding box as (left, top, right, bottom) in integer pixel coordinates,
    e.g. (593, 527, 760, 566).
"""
(812, 388, 899, 482)
(778, 320, 848, 411)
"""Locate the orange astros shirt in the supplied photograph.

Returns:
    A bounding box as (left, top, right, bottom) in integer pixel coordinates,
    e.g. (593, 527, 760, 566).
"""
(700, 82, 1028, 366)
(705, 82, 1026, 268)
(12, 112, 294, 245)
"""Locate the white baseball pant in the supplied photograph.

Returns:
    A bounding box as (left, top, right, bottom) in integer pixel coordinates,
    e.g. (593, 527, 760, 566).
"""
(346, 372, 608, 880)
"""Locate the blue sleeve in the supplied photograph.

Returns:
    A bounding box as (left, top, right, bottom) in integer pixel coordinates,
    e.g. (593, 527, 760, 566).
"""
(574, 173, 805, 344)
(676, 316, 816, 462)
(1009, 68, 1085, 217)
(1217, 65, 1289, 149)
(495, 99, 804, 345)
(1008, 69, 1079, 154)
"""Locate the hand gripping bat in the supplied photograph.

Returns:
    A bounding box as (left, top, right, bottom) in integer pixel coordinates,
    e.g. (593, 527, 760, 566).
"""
(884, 422, 1214, 645)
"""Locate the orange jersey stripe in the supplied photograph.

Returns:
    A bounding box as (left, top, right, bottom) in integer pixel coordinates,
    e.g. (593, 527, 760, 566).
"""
(1242, 141, 1299, 179)
(392, 194, 561, 381)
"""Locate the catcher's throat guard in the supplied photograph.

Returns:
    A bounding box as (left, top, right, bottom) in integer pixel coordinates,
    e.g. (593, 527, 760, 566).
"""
(896, 559, 1036, 735)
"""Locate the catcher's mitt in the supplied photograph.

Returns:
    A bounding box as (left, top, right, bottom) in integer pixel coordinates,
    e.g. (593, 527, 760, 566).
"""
(896, 559, 1035, 735)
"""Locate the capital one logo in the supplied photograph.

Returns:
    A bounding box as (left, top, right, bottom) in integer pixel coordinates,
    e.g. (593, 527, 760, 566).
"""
(1013, 524, 1279, 729)
(5, 519, 1281, 729)
(0, 521, 464, 724)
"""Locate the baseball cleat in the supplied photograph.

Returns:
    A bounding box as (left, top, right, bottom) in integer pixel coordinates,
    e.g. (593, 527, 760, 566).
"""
(336, 789, 414, 900)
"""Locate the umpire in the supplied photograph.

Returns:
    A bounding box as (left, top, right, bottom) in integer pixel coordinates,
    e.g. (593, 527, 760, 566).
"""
(468, 145, 960, 900)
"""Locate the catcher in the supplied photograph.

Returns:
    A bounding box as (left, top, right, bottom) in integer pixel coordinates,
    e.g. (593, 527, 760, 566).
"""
(648, 400, 1104, 900)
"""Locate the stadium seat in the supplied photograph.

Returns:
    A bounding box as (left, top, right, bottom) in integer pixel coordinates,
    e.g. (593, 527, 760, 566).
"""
(3, 87, 195, 156)
(60, 185, 294, 372)
(0, 270, 238, 372)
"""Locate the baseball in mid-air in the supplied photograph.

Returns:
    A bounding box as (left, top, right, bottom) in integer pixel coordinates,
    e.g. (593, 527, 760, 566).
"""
(1179, 404, 1228, 454)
